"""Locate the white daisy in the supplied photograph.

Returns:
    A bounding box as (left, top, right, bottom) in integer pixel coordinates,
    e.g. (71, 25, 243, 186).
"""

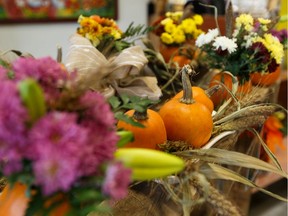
(212, 36, 238, 53)
(195, 28, 219, 47)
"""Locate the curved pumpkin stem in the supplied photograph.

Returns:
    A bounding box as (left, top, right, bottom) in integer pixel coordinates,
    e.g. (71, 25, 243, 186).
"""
(180, 65, 195, 104)
(133, 109, 148, 120)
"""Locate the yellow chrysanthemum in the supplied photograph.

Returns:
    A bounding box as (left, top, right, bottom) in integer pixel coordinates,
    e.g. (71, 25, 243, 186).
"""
(258, 18, 271, 25)
(166, 11, 183, 22)
(85, 33, 100, 47)
(236, 14, 254, 31)
(180, 18, 196, 34)
(193, 14, 204, 25)
(161, 17, 173, 25)
(263, 34, 284, 64)
(193, 29, 204, 39)
(160, 32, 174, 44)
(171, 27, 186, 44)
(164, 21, 177, 34)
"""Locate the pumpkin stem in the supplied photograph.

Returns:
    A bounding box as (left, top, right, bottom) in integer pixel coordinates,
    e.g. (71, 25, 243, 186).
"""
(180, 65, 196, 104)
(133, 109, 148, 120)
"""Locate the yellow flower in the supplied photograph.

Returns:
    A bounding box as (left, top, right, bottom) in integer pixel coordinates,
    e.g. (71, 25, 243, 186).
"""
(258, 18, 271, 25)
(180, 18, 196, 34)
(171, 27, 186, 44)
(263, 34, 284, 64)
(160, 32, 174, 44)
(236, 14, 254, 31)
(166, 11, 183, 22)
(193, 14, 204, 25)
(255, 34, 284, 64)
(164, 20, 177, 34)
(85, 33, 100, 47)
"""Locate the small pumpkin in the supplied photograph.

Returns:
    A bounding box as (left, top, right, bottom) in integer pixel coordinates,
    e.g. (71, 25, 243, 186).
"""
(209, 72, 252, 107)
(0, 182, 29, 216)
(159, 44, 179, 63)
(159, 65, 213, 148)
(117, 109, 167, 149)
(173, 86, 214, 113)
(0, 183, 70, 216)
(250, 66, 281, 86)
(172, 55, 192, 67)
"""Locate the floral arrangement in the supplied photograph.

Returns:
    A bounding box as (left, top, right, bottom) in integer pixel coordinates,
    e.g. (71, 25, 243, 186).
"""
(77, 15, 122, 48)
(76, 14, 151, 57)
(195, 13, 285, 82)
(0, 56, 133, 215)
(0, 53, 185, 215)
(65, 14, 162, 101)
(153, 11, 204, 46)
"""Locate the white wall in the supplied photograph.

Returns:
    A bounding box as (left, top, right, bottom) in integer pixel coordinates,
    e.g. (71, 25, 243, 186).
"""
(0, 0, 149, 59)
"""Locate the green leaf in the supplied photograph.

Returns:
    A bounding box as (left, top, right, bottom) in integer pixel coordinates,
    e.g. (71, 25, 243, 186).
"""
(115, 112, 144, 128)
(108, 96, 121, 109)
(119, 94, 130, 105)
(74, 190, 103, 203)
(116, 130, 134, 147)
(18, 78, 46, 124)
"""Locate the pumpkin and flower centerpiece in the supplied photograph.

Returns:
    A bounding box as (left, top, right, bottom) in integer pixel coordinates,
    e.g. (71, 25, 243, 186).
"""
(195, 12, 285, 107)
(152, 10, 204, 65)
(0, 14, 187, 216)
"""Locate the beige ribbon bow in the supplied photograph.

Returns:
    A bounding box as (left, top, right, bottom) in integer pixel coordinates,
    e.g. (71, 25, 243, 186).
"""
(65, 34, 162, 100)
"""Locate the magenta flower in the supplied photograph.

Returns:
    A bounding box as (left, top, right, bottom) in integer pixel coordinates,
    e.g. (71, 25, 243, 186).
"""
(12, 57, 70, 105)
(102, 162, 132, 200)
(33, 147, 79, 195)
(0, 66, 8, 80)
(78, 91, 118, 176)
(28, 111, 89, 195)
(0, 80, 28, 175)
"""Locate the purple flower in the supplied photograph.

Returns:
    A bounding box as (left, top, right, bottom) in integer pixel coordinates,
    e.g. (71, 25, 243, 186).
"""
(0, 66, 8, 80)
(33, 147, 79, 195)
(0, 80, 28, 175)
(251, 42, 271, 63)
(12, 57, 70, 105)
(80, 91, 116, 127)
(102, 162, 132, 200)
(271, 29, 288, 44)
(78, 91, 118, 176)
(28, 111, 89, 195)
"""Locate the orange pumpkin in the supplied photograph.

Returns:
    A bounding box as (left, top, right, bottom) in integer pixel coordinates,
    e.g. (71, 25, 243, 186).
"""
(159, 65, 213, 148)
(172, 55, 192, 67)
(0, 183, 70, 216)
(117, 109, 167, 149)
(173, 86, 214, 113)
(159, 44, 179, 63)
(250, 66, 281, 86)
(0, 182, 29, 216)
(209, 72, 252, 107)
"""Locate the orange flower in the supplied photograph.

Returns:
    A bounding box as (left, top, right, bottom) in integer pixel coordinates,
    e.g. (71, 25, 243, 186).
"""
(261, 114, 286, 162)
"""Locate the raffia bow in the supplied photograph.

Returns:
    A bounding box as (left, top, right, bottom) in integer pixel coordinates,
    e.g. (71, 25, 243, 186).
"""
(65, 34, 162, 100)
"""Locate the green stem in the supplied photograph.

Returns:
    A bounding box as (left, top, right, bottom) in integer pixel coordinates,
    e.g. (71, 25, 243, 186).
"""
(180, 65, 195, 104)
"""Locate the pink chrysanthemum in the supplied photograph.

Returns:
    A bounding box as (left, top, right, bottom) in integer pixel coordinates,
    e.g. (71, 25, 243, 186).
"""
(78, 91, 118, 176)
(102, 162, 132, 200)
(0, 80, 28, 175)
(0, 66, 8, 80)
(12, 57, 70, 104)
(28, 111, 89, 195)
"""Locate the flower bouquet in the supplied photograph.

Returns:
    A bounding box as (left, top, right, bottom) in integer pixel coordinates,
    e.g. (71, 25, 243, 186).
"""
(196, 13, 284, 79)
(0, 53, 185, 215)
